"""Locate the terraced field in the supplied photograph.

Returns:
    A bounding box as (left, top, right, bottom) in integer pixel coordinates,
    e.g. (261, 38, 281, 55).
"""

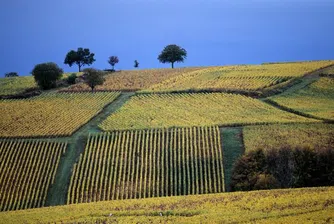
(0, 139, 67, 211)
(269, 77, 334, 120)
(243, 123, 334, 152)
(68, 127, 224, 204)
(100, 93, 317, 131)
(143, 61, 334, 93)
(0, 92, 120, 137)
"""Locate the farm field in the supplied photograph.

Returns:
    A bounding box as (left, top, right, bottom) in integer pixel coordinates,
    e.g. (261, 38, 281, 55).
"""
(0, 76, 37, 96)
(143, 61, 334, 93)
(269, 77, 334, 120)
(68, 127, 224, 204)
(100, 93, 317, 131)
(63, 67, 202, 92)
(0, 92, 120, 138)
(0, 139, 67, 211)
(243, 123, 334, 152)
(1, 186, 333, 223)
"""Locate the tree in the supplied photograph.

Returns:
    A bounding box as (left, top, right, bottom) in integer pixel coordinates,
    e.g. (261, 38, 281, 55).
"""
(108, 56, 119, 70)
(158, 44, 187, 68)
(84, 68, 105, 92)
(5, 72, 19, 77)
(134, 60, 139, 68)
(32, 62, 63, 90)
(64, 48, 95, 72)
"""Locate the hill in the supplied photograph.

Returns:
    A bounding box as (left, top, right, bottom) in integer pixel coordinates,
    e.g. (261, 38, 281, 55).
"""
(0, 187, 333, 223)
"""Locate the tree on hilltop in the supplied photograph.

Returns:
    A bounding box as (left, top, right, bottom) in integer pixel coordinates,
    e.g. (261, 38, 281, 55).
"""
(84, 68, 105, 92)
(108, 56, 119, 71)
(32, 62, 63, 90)
(134, 60, 139, 68)
(158, 44, 187, 68)
(64, 48, 95, 72)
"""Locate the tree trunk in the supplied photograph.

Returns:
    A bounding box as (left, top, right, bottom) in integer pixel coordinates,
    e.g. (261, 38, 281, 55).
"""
(171, 62, 174, 69)
(91, 86, 94, 92)
(78, 64, 81, 72)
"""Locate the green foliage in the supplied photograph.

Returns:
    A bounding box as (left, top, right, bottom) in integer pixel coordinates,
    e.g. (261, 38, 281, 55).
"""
(231, 147, 334, 191)
(158, 44, 187, 68)
(64, 48, 95, 72)
(5, 72, 18, 77)
(67, 73, 77, 85)
(31, 62, 63, 90)
(84, 69, 105, 91)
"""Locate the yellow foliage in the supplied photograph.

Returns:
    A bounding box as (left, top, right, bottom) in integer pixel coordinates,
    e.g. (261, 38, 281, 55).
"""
(144, 61, 334, 92)
(100, 93, 317, 131)
(0, 76, 37, 96)
(0, 92, 120, 137)
(243, 123, 334, 152)
(0, 187, 333, 223)
(270, 77, 334, 120)
(0, 139, 67, 211)
(68, 127, 224, 204)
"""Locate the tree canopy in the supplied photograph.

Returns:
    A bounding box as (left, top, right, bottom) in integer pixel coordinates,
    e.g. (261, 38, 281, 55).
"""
(84, 68, 105, 91)
(64, 48, 95, 72)
(108, 56, 119, 70)
(32, 62, 63, 90)
(158, 44, 187, 68)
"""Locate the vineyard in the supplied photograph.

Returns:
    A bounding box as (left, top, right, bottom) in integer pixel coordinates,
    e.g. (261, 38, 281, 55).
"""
(1, 187, 333, 223)
(62, 67, 201, 92)
(143, 61, 334, 92)
(100, 93, 317, 131)
(243, 123, 334, 152)
(0, 92, 120, 137)
(0, 139, 67, 211)
(0, 76, 37, 96)
(68, 127, 225, 204)
(269, 77, 334, 120)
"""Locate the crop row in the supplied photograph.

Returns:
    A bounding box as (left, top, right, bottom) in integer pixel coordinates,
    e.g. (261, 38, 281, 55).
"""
(0, 139, 67, 211)
(68, 126, 225, 204)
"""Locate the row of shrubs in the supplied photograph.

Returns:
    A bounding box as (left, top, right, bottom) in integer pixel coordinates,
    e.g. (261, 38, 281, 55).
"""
(231, 147, 334, 191)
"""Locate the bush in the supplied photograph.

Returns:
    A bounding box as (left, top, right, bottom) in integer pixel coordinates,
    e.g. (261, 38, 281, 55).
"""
(231, 147, 334, 191)
(5, 72, 19, 77)
(84, 68, 105, 91)
(32, 62, 63, 90)
(67, 73, 77, 85)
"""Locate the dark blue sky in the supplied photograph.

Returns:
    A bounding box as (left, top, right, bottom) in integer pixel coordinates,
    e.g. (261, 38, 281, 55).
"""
(0, 0, 334, 76)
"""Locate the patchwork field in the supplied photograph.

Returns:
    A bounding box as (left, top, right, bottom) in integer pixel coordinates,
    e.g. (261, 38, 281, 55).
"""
(0, 92, 120, 137)
(100, 93, 317, 131)
(269, 77, 334, 120)
(143, 61, 334, 93)
(243, 123, 334, 152)
(68, 127, 224, 204)
(63, 67, 201, 92)
(0, 139, 67, 211)
(1, 187, 333, 223)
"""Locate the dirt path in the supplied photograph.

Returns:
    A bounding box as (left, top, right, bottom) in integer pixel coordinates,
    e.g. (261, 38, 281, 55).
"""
(45, 92, 134, 206)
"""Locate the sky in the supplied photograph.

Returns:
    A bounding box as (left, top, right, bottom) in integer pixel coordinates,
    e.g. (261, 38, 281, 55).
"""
(0, 0, 334, 76)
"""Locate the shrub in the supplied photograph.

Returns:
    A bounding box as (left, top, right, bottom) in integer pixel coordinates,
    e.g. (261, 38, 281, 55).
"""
(231, 146, 334, 191)
(32, 62, 63, 90)
(5, 72, 19, 77)
(67, 73, 77, 85)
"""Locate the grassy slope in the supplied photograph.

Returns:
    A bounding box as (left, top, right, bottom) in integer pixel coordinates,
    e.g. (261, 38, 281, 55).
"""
(1, 187, 333, 223)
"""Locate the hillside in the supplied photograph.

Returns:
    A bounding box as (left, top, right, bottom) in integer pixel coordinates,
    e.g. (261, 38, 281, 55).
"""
(0, 187, 333, 223)
(0, 60, 333, 222)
